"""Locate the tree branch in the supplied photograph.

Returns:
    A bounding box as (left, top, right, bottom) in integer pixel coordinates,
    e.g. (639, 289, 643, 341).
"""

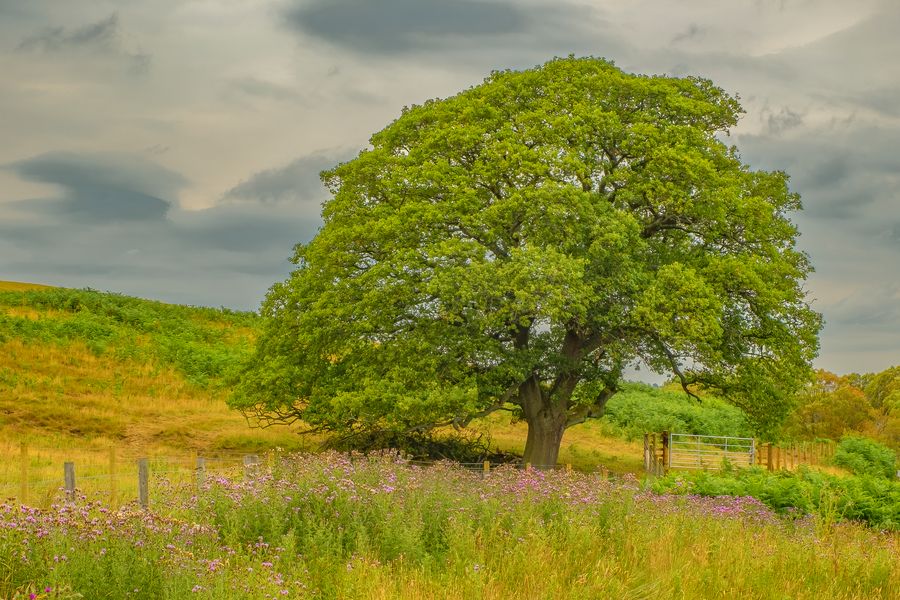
(655, 339, 702, 403)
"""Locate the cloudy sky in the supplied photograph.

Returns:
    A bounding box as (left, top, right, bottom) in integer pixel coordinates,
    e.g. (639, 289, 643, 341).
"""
(1, 0, 898, 376)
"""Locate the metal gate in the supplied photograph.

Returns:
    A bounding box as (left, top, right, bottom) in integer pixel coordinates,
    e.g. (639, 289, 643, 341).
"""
(668, 433, 755, 470)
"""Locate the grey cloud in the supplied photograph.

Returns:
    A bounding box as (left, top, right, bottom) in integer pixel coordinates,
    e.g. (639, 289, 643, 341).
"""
(224, 151, 349, 204)
(175, 204, 320, 253)
(17, 12, 150, 74)
(284, 0, 530, 54)
(671, 24, 707, 45)
(736, 125, 900, 222)
(7, 152, 186, 222)
(764, 107, 803, 135)
(230, 78, 304, 103)
(0, 149, 338, 309)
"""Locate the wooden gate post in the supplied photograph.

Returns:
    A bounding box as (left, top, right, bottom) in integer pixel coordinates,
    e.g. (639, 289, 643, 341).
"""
(643, 434, 650, 473)
(661, 431, 670, 474)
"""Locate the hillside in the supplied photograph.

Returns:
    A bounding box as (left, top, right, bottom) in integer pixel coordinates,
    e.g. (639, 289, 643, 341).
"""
(0, 281, 756, 474)
(0, 282, 315, 496)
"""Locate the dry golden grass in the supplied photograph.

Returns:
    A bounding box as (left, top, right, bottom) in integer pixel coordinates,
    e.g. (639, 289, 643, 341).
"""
(0, 280, 52, 292)
(0, 337, 316, 505)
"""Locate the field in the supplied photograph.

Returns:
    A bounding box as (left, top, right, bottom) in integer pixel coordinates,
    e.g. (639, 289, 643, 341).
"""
(3, 453, 900, 600)
(2, 282, 899, 598)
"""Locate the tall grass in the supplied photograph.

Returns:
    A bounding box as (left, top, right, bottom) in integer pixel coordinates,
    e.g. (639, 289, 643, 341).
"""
(2, 453, 898, 599)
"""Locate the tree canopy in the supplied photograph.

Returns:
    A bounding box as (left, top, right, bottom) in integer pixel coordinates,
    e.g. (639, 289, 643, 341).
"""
(231, 57, 822, 465)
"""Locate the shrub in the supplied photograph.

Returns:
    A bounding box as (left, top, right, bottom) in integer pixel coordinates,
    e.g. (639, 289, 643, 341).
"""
(601, 383, 752, 440)
(651, 467, 900, 529)
(833, 435, 898, 478)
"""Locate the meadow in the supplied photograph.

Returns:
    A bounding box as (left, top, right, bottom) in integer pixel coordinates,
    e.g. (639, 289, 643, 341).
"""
(3, 453, 899, 600)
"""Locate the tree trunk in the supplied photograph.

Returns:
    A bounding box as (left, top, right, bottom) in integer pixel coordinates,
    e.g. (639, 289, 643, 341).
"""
(523, 409, 567, 467)
(520, 375, 568, 468)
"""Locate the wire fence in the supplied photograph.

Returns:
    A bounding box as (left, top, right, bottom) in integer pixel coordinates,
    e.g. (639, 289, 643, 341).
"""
(1, 445, 601, 509)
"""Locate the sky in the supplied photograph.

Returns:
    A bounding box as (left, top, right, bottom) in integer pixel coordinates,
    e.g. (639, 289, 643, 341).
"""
(0, 0, 898, 376)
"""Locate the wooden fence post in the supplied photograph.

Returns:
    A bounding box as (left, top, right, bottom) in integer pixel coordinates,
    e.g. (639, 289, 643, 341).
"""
(643, 434, 650, 473)
(565, 463, 572, 473)
(196, 457, 206, 488)
(483, 460, 490, 476)
(64, 462, 75, 501)
(109, 447, 117, 506)
(661, 431, 670, 474)
(19, 443, 28, 505)
(243, 454, 260, 479)
(137, 458, 149, 510)
(525, 462, 532, 472)
(766, 443, 773, 471)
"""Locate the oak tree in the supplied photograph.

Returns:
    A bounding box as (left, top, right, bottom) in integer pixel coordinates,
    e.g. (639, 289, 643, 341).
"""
(231, 57, 822, 465)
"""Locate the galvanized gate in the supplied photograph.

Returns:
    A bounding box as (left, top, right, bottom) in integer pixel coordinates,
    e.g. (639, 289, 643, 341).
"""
(668, 433, 755, 471)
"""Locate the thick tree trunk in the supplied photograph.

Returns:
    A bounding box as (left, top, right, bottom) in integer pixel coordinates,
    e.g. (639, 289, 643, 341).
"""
(522, 409, 567, 467)
(520, 375, 568, 468)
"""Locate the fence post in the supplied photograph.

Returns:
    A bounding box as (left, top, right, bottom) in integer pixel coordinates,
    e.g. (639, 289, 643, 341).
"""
(525, 462, 532, 472)
(109, 447, 117, 507)
(661, 431, 670, 474)
(196, 457, 206, 489)
(243, 454, 260, 479)
(650, 434, 657, 476)
(483, 460, 490, 477)
(64, 462, 75, 501)
(19, 443, 28, 505)
(766, 443, 773, 471)
(138, 458, 149, 510)
(643, 434, 650, 472)
(565, 463, 572, 473)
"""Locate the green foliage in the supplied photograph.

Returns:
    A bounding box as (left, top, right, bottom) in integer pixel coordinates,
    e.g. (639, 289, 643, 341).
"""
(601, 383, 752, 439)
(235, 56, 821, 460)
(324, 428, 517, 463)
(652, 467, 900, 529)
(833, 436, 898, 479)
(0, 287, 258, 387)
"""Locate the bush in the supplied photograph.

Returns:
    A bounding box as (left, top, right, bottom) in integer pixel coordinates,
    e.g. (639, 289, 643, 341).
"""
(601, 383, 752, 440)
(651, 467, 900, 529)
(833, 436, 898, 478)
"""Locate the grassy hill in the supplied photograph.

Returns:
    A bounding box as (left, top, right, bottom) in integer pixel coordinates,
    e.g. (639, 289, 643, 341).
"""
(0, 281, 307, 451)
(0, 282, 317, 501)
(0, 280, 770, 500)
